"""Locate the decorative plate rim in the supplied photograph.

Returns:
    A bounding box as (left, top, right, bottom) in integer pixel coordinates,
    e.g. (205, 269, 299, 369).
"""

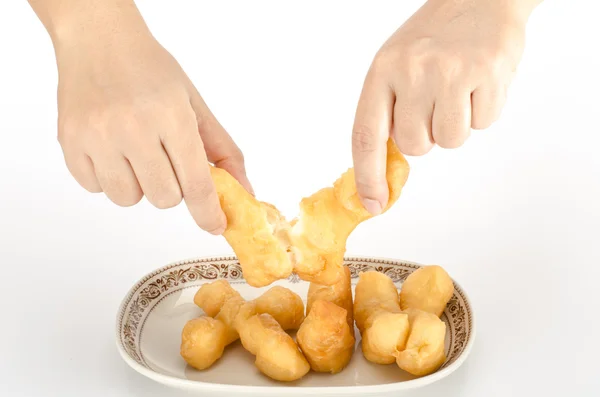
(115, 255, 476, 395)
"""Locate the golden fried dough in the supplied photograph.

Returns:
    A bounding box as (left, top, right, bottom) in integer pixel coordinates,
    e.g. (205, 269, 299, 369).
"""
(210, 167, 295, 288)
(296, 300, 355, 373)
(239, 313, 310, 382)
(193, 279, 241, 317)
(289, 138, 410, 285)
(399, 265, 454, 317)
(235, 286, 305, 347)
(353, 271, 402, 333)
(361, 311, 410, 364)
(180, 316, 227, 370)
(395, 308, 447, 376)
(209, 138, 409, 288)
(254, 286, 305, 330)
(354, 271, 412, 364)
(306, 266, 354, 331)
(181, 280, 305, 371)
(215, 294, 246, 345)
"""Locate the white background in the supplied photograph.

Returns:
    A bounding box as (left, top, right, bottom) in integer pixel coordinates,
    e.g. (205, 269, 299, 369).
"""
(1, 1, 599, 396)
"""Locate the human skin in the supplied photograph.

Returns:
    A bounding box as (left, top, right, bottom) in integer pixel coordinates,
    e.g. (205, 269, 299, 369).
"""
(27, 0, 253, 235)
(352, 0, 544, 215)
(28, 0, 545, 227)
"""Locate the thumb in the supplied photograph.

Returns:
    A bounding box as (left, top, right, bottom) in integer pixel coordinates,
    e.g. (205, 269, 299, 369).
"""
(352, 72, 394, 215)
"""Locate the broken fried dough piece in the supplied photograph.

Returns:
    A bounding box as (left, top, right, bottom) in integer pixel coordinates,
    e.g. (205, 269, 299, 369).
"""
(306, 266, 354, 332)
(296, 300, 355, 374)
(399, 265, 454, 317)
(289, 138, 410, 285)
(210, 166, 294, 288)
(208, 138, 409, 288)
(361, 310, 410, 365)
(395, 308, 447, 376)
(181, 280, 305, 371)
(180, 316, 228, 370)
(354, 271, 411, 364)
(240, 313, 310, 382)
(193, 279, 242, 317)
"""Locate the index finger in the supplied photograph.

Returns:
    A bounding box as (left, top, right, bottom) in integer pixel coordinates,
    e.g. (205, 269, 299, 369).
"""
(162, 108, 226, 235)
(351, 70, 394, 215)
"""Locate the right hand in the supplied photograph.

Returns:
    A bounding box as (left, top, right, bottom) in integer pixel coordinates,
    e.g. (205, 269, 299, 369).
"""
(54, 24, 253, 235)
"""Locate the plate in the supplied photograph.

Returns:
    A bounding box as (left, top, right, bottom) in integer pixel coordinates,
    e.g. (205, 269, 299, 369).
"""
(116, 256, 475, 396)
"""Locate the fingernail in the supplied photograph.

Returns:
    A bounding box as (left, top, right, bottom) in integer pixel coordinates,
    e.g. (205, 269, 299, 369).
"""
(362, 198, 382, 215)
(211, 213, 227, 235)
(211, 224, 226, 235)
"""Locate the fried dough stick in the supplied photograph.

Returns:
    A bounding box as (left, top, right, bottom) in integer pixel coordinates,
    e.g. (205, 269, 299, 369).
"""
(395, 308, 447, 376)
(353, 271, 410, 364)
(296, 300, 355, 374)
(237, 313, 310, 381)
(306, 266, 354, 331)
(296, 266, 355, 373)
(399, 265, 454, 317)
(289, 138, 410, 285)
(210, 167, 295, 288)
(181, 280, 304, 370)
(353, 271, 448, 376)
(210, 138, 410, 287)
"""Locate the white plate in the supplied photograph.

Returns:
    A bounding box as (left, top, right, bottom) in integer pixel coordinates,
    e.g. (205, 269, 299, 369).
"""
(116, 256, 475, 396)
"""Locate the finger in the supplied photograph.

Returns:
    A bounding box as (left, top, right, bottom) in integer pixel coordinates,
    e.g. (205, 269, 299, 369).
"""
(187, 83, 254, 196)
(351, 72, 394, 215)
(432, 86, 472, 149)
(60, 147, 102, 193)
(161, 108, 227, 235)
(124, 141, 183, 210)
(392, 94, 435, 156)
(91, 153, 143, 207)
(471, 84, 507, 130)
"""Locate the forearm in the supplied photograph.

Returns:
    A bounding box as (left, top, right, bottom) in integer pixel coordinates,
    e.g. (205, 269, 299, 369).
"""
(27, 0, 151, 49)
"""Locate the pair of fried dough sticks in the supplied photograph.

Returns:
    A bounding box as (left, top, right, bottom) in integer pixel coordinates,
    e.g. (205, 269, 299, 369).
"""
(354, 265, 454, 376)
(181, 267, 355, 381)
(209, 138, 410, 288)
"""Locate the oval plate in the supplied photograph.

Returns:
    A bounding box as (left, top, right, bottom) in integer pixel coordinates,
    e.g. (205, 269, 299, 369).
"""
(116, 256, 475, 396)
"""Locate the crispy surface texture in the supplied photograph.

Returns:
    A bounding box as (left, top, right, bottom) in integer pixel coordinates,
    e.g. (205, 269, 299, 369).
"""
(193, 279, 241, 317)
(362, 311, 410, 365)
(180, 316, 228, 370)
(306, 266, 354, 331)
(354, 271, 411, 364)
(296, 300, 355, 373)
(354, 271, 402, 333)
(399, 265, 454, 317)
(181, 280, 305, 371)
(289, 138, 410, 285)
(210, 167, 295, 288)
(235, 286, 305, 346)
(395, 308, 447, 376)
(209, 138, 410, 287)
(239, 313, 310, 382)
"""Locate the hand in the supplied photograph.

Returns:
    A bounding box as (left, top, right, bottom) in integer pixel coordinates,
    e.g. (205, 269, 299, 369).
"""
(52, 8, 253, 235)
(351, 0, 540, 214)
